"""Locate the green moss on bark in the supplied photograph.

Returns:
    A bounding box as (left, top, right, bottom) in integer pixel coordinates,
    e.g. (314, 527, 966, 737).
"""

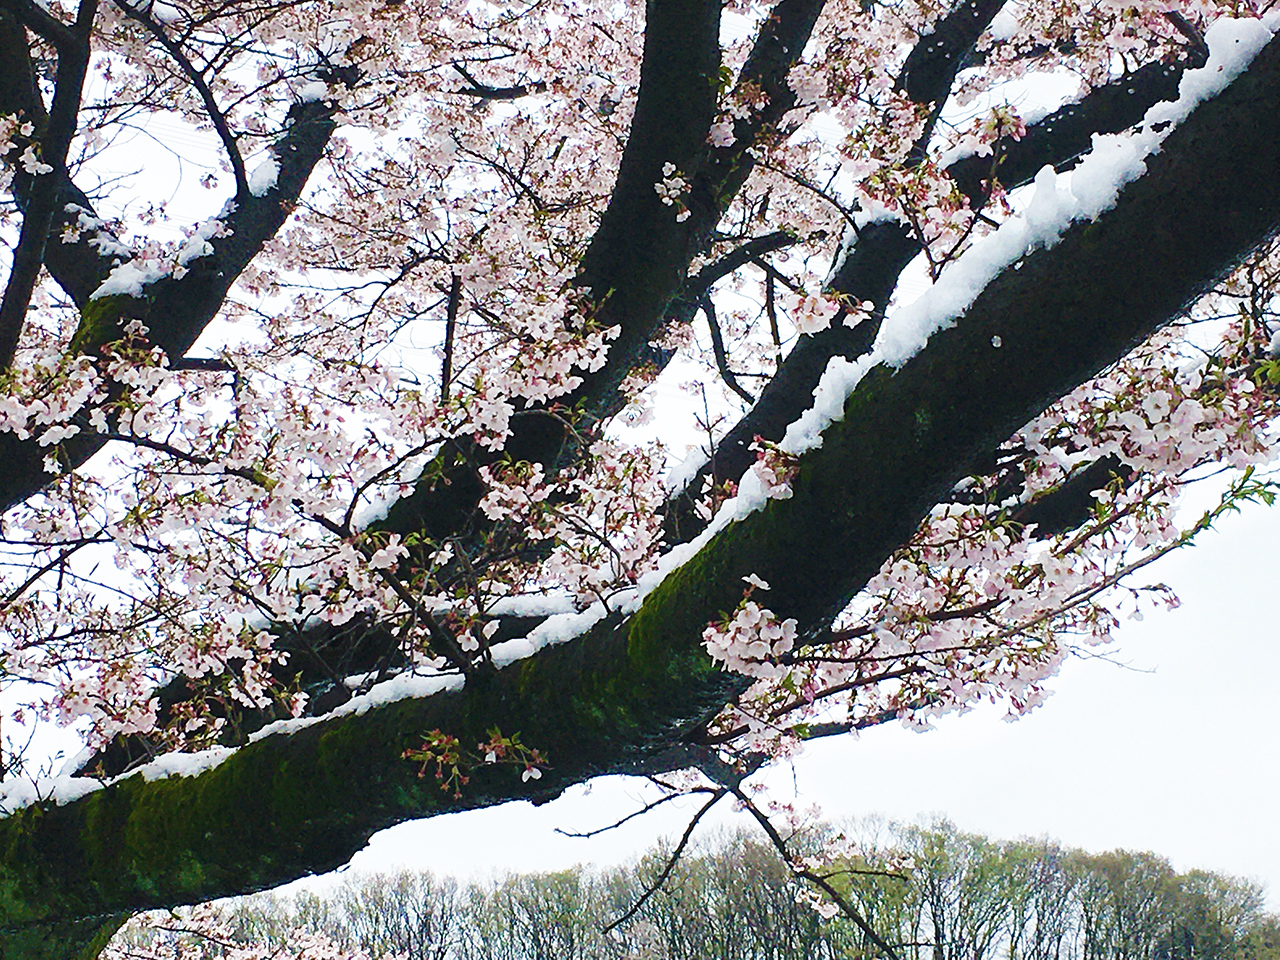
(67, 294, 137, 355)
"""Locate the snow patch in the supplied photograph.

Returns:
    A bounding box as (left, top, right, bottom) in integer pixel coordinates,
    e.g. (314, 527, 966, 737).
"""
(988, 7, 1020, 41)
(176, 217, 225, 266)
(297, 80, 330, 103)
(92, 258, 169, 299)
(248, 156, 280, 196)
(664, 447, 711, 495)
(489, 593, 578, 618)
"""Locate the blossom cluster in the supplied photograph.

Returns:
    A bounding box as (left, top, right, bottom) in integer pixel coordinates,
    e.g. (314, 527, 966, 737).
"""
(749, 436, 800, 500)
(703, 578, 798, 680)
(706, 308, 1279, 758)
(102, 905, 378, 960)
(655, 162, 692, 222)
(477, 437, 667, 604)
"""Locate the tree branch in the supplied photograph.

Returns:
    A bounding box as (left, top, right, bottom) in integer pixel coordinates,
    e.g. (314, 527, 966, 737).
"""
(700, 294, 755, 405)
(682, 230, 802, 299)
(0, 0, 96, 372)
(0, 0, 76, 50)
(898, 0, 1007, 106)
(110, 0, 249, 197)
(663, 53, 1204, 540)
(440, 272, 461, 403)
(451, 63, 548, 100)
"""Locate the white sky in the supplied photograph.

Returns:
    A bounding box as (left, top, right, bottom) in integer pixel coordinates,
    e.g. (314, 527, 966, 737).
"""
(324, 479, 1280, 910)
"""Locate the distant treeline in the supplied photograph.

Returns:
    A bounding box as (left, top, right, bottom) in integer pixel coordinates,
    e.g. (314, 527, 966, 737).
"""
(115, 819, 1280, 960)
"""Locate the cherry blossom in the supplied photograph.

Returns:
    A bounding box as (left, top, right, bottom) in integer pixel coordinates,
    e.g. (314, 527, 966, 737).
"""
(0, 0, 1274, 888)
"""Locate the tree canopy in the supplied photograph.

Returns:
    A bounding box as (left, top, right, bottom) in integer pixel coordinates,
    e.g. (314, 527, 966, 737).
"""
(1, 0, 1279, 954)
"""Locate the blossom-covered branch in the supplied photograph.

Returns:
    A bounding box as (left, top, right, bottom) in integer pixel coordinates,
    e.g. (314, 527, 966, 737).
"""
(4, 31, 1280, 952)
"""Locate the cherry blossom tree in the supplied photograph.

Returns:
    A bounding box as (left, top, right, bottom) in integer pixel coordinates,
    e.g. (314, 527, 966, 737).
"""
(1, 0, 1280, 954)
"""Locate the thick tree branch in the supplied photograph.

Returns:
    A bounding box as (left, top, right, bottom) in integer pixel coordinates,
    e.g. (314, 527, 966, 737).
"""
(0, 0, 96, 372)
(4, 32, 1280, 941)
(569, 0, 722, 390)
(898, 0, 1007, 107)
(0, 12, 173, 310)
(948, 56, 1198, 201)
(0, 7, 44, 124)
(0, 0, 76, 50)
(663, 54, 1203, 539)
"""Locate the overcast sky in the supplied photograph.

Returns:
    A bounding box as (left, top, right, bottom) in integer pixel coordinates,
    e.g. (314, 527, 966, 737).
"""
(334, 478, 1280, 910)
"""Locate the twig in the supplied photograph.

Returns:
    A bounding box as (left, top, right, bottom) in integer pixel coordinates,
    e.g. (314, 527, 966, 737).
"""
(727, 784, 903, 960)
(764, 265, 783, 366)
(111, 0, 249, 197)
(1, 541, 95, 610)
(602, 787, 727, 933)
(696, 383, 722, 487)
(699, 295, 754, 404)
(555, 784, 720, 838)
(750, 157, 862, 233)
(749, 256, 803, 295)
(441, 272, 461, 403)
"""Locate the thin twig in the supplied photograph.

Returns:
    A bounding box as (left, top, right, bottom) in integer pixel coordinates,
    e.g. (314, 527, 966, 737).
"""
(602, 787, 727, 933)
(441, 272, 461, 403)
(555, 785, 720, 838)
(0, 541, 96, 610)
(749, 256, 804, 295)
(728, 784, 903, 960)
(750, 157, 862, 233)
(699, 295, 755, 404)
